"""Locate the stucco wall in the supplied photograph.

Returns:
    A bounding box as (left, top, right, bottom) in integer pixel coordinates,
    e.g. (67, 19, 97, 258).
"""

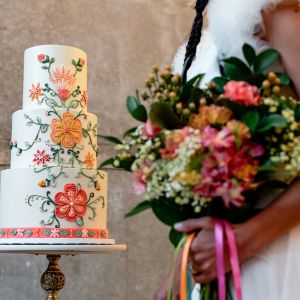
(0, 1, 193, 299)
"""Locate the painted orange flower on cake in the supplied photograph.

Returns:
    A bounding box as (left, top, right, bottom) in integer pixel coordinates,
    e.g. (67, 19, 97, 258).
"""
(29, 83, 43, 101)
(51, 112, 82, 148)
(54, 184, 88, 222)
(85, 152, 95, 168)
(50, 66, 76, 101)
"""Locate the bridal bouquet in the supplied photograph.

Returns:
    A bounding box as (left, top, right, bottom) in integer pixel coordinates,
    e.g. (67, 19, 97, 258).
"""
(101, 44, 300, 298)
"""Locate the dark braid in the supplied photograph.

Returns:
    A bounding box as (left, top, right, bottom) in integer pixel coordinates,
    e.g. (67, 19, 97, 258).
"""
(182, 0, 209, 84)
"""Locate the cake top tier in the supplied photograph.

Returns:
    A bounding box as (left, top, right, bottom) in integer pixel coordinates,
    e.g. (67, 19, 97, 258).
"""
(23, 45, 88, 111)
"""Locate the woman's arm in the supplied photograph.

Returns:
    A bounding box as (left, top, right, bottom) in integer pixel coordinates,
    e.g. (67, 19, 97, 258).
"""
(175, 178, 300, 283)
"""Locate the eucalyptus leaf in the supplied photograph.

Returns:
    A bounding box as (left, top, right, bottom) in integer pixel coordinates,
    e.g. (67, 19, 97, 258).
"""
(254, 49, 280, 73)
(257, 114, 287, 132)
(242, 43, 256, 66)
(150, 102, 180, 129)
(127, 96, 140, 113)
(125, 201, 152, 218)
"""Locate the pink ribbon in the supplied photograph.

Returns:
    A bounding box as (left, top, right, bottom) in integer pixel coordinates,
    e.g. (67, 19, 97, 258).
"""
(214, 219, 243, 300)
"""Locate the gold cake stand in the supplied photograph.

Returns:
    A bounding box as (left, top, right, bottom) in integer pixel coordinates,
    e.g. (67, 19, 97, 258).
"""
(0, 244, 127, 300)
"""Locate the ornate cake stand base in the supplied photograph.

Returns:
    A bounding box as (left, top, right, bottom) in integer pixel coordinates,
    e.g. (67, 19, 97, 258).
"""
(41, 255, 65, 300)
(0, 244, 127, 299)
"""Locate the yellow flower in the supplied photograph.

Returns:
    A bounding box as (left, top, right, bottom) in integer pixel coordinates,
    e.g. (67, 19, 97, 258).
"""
(234, 164, 257, 180)
(38, 180, 47, 188)
(189, 105, 232, 129)
(174, 170, 201, 186)
(50, 112, 82, 148)
(226, 120, 250, 140)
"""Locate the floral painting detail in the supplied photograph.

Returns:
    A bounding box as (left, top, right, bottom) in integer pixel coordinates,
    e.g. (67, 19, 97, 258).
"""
(85, 152, 95, 168)
(81, 90, 88, 107)
(29, 83, 43, 101)
(33, 150, 51, 166)
(38, 54, 46, 62)
(54, 184, 88, 222)
(51, 112, 82, 148)
(49, 228, 60, 238)
(50, 66, 76, 101)
(27, 180, 104, 228)
(16, 229, 25, 238)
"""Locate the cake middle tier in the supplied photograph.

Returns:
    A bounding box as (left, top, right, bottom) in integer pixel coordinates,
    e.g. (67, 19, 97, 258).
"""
(10, 108, 98, 169)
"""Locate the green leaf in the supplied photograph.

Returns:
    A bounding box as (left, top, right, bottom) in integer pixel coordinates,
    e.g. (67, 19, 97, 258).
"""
(217, 99, 247, 118)
(123, 127, 137, 137)
(131, 105, 148, 122)
(150, 102, 180, 129)
(241, 110, 260, 133)
(72, 59, 76, 66)
(169, 228, 183, 247)
(50, 57, 55, 63)
(100, 135, 122, 144)
(211, 77, 228, 93)
(42, 66, 48, 70)
(254, 49, 280, 73)
(127, 96, 140, 113)
(180, 74, 203, 102)
(276, 72, 291, 86)
(77, 67, 82, 72)
(76, 217, 84, 226)
(295, 105, 300, 121)
(98, 157, 114, 169)
(223, 57, 252, 76)
(223, 63, 249, 81)
(119, 157, 135, 172)
(125, 201, 152, 218)
(257, 114, 287, 132)
(242, 43, 256, 66)
(151, 198, 185, 226)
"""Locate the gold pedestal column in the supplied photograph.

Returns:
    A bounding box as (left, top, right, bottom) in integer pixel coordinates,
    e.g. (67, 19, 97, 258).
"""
(40, 255, 65, 300)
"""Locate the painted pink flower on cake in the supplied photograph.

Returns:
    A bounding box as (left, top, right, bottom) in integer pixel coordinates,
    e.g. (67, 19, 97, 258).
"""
(81, 90, 88, 107)
(29, 83, 43, 101)
(222, 81, 261, 106)
(54, 184, 88, 222)
(33, 150, 51, 166)
(37, 54, 46, 62)
(50, 66, 76, 101)
(85, 152, 95, 168)
(50, 112, 82, 148)
(78, 58, 85, 67)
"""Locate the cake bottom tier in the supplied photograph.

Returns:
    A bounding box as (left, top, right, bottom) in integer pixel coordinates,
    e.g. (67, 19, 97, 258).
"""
(0, 167, 113, 244)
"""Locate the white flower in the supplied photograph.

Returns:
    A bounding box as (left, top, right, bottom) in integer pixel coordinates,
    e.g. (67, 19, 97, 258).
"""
(50, 228, 60, 238)
(16, 229, 25, 238)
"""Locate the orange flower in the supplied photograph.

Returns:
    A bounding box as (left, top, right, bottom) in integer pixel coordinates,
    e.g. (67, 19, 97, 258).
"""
(50, 112, 82, 148)
(234, 164, 258, 181)
(226, 120, 250, 140)
(38, 180, 47, 188)
(189, 105, 232, 129)
(29, 83, 43, 101)
(85, 152, 95, 168)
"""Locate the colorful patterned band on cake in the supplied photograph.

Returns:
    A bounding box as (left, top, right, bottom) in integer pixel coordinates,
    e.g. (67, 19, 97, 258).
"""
(0, 228, 110, 239)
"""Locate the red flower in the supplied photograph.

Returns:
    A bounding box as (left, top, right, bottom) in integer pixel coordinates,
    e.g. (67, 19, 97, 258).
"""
(33, 150, 50, 166)
(142, 119, 161, 138)
(223, 81, 261, 106)
(54, 184, 88, 222)
(38, 54, 46, 62)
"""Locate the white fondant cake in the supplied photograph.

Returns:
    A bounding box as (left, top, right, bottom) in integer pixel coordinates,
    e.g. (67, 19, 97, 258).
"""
(0, 45, 114, 245)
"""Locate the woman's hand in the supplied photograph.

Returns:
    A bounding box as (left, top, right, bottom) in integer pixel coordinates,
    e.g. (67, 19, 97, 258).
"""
(174, 217, 251, 284)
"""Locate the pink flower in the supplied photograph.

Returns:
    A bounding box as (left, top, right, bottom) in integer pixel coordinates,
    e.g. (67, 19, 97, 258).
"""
(29, 83, 43, 101)
(201, 126, 235, 149)
(38, 54, 46, 62)
(142, 119, 161, 138)
(33, 150, 51, 166)
(79, 58, 85, 67)
(57, 87, 70, 101)
(223, 81, 261, 106)
(133, 164, 151, 195)
(54, 184, 88, 222)
(81, 90, 88, 107)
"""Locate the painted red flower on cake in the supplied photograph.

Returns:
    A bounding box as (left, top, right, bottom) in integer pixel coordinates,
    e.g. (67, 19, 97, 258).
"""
(50, 66, 76, 101)
(33, 150, 51, 166)
(54, 184, 88, 222)
(81, 90, 88, 107)
(50, 112, 82, 148)
(29, 83, 43, 101)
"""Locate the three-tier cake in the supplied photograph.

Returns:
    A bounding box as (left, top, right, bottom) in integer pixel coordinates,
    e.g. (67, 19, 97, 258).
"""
(0, 45, 114, 244)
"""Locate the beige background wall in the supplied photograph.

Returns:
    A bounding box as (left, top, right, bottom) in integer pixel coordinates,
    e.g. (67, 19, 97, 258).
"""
(0, 1, 193, 299)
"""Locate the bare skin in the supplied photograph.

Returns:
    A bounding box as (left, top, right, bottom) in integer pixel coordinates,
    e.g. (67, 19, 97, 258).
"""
(154, 3, 300, 299)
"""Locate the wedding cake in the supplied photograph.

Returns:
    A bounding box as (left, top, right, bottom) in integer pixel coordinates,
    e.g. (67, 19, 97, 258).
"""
(0, 45, 114, 244)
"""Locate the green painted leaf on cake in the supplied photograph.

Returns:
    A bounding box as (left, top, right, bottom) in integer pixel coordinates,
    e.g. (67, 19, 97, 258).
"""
(76, 217, 84, 226)
(125, 200, 152, 218)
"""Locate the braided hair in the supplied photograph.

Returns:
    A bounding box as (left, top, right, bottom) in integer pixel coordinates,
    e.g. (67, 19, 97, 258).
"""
(182, 0, 209, 83)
